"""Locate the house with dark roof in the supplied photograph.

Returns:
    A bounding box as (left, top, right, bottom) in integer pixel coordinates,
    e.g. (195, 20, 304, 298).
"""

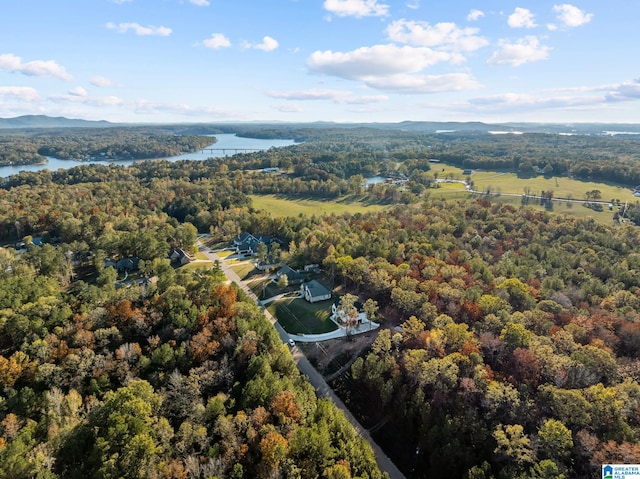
(116, 257, 140, 272)
(105, 257, 140, 273)
(169, 248, 192, 265)
(233, 232, 283, 257)
(275, 265, 305, 285)
(300, 280, 332, 303)
(233, 232, 255, 246)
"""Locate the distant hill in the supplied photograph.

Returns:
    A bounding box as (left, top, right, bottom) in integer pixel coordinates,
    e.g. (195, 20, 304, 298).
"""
(2, 115, 639, 136)
(0, 115, 116, 129)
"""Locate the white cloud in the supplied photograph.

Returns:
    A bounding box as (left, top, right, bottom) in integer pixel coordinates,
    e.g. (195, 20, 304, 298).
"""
(0, 53, 73, 81)
(51, 91, 124, 107)
(254, 36, 279, 52)
(386, 19, 488, 53)
(454, 79, 640, 116)
(68, 86, 88, 97)
(275, 103, 304, 113)
(106, 22, 172, 36)
(307, 44, 483, 94)
(363, 73, 482, 94)
(308, 44, 451, 80)
(203, 33, 231, 49)
(605, 79, 640, 102)
(487, 36, 550, 66)
(190, 0, 210, 5)
(465, 92, 603, 114)
(323, 0, 389, 18)
(508, 7, 537, 28)
(0, 86, 40, 101)
(91, 76, 115, 88)
(406, 1, 420, 9)
(553, 4, 593, 27)
(267, 89, 352, 101)
(467, 9, 485, 21)
(266, 88, 387, 104)
(129, 99, 239, 118)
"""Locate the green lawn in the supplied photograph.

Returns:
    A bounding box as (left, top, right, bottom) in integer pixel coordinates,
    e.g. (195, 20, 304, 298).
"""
(267, 297, 337, 335)
(249, 194, 388, 217)
(180, 262, 220, 273)
(230, 262, 256, 280)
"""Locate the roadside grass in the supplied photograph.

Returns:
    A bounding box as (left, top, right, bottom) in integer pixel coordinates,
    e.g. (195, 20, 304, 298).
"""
(267, 297, 337, 335)
(249, 194, 388, 217)
(230, 262, 255, 280)
(247, 277, 281, 299)
(216, 250, 234, 259)
(181, 262, 217, 272)
(194, 251, 209, 260)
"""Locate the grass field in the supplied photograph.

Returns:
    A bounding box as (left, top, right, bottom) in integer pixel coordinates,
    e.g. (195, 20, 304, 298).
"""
(471, 171, 633, 203)
(267, 297, 337, 334)
(249, 194, 388, 217)
(428, 164, 467, 180)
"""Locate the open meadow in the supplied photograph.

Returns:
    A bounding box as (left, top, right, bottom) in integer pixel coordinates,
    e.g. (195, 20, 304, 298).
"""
(249, 194, 389, 217)
(471, 171, 633, 203)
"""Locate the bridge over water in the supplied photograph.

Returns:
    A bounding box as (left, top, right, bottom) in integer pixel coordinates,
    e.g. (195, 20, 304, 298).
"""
(199, 148, 263, 155)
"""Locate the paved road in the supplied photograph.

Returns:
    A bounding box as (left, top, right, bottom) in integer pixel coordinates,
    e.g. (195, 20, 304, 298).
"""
(197, 242, 407, 479)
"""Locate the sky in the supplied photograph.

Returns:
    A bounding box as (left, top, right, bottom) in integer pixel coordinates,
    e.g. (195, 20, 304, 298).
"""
(0, 0, 638, 124)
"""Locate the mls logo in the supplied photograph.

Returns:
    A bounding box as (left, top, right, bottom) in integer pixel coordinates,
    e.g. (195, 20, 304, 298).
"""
(603, 465, 613, 479)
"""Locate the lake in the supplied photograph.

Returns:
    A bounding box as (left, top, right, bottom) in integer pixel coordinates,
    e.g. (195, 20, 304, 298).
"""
(0, 134, 297, 178)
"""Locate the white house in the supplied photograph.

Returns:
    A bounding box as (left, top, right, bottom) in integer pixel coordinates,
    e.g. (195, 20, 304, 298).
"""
(300, 280, 332, 303)
(331, 297, 366, 325)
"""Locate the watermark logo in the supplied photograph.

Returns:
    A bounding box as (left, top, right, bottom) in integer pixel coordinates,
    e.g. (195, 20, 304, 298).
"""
(604, 465, 613, 479)
(603, 464, 640, 479)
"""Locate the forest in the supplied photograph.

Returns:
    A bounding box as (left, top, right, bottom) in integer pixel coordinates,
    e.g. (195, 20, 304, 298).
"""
(2, 125, 640, 478)
(0, 127, 215, 165)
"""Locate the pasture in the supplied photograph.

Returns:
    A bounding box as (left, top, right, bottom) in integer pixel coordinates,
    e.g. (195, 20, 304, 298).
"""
(249, 194, 388, 217)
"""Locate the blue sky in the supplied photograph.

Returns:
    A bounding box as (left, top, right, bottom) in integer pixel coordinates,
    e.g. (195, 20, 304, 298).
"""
(0, 0, 638, 124)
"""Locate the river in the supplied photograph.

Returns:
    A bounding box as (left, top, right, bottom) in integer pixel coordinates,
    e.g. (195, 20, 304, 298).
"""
(0, 134, 297, 178)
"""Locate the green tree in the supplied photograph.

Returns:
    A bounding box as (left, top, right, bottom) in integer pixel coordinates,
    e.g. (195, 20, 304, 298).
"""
(529, 459, 566, 479)
(493, 424, 534, 472)
(277, 273, 289, 289)
(538, 419, 573, 462)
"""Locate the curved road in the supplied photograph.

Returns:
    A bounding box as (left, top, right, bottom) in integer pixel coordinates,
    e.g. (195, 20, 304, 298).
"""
(197, 242, 406, 479)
